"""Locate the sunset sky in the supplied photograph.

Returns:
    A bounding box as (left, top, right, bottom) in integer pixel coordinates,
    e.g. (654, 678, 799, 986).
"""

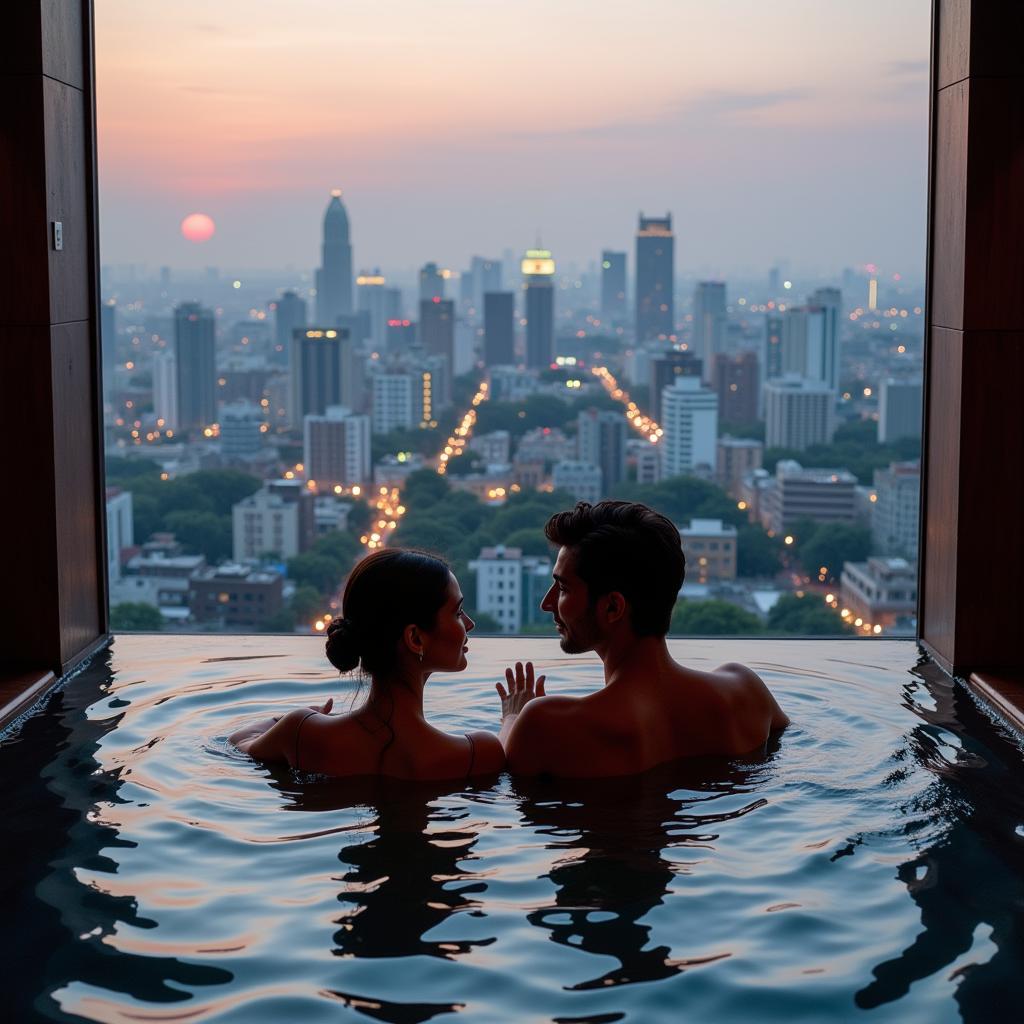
(96, 0, 931, 277)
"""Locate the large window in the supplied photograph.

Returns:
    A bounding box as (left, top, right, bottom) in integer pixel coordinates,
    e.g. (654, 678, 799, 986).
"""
(97, 1, 930, 637)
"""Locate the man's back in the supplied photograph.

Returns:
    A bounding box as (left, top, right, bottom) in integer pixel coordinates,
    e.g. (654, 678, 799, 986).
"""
(507, 661, 788, 778)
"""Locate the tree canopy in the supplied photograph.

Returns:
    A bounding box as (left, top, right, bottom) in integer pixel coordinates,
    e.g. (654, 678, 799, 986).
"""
(670, 600, 763, 636)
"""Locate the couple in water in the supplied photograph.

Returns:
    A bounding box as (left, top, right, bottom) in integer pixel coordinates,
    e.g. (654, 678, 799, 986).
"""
(231, 500, 788, 779)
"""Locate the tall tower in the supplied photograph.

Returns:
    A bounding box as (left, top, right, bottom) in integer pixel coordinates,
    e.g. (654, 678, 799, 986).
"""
(290, 326, 354, 426)
(273, 290, 307, 367)
(483, 291, 515, 366)
(419, 298, 455, 373)
(315, 190, 353, 324)
(693, 281, 727, 381)
(173, 301, 216, 431)
(600, 251, 627, 322)
(635, 213, 674, 341)
(522, 248, 555, 369)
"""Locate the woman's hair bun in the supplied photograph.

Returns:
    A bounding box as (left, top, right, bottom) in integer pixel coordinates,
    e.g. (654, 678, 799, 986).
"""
(325, 617, 361, 672)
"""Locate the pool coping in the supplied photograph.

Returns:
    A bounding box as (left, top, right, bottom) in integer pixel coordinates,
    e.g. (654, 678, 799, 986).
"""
(968, 672, 1024, 736)
(0, 669, 56, 728)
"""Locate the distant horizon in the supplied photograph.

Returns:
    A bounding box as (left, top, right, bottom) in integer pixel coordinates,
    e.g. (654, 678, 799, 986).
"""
(97, 0, 930, 277)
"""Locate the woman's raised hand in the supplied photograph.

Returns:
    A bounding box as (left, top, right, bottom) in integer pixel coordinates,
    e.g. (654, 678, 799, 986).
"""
(308, 697, 334, 715)
(496, 662, 545, 719)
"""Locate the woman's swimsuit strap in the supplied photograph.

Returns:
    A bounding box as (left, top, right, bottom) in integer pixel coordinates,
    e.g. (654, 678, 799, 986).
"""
(465, 732, 476, 780)
(294, 710, 318, 771)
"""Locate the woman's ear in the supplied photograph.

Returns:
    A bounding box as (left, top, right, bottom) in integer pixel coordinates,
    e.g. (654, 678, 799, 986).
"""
(402, 623, 422, 658)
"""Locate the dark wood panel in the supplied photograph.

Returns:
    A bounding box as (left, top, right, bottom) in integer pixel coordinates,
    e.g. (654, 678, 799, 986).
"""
(51, 319, 103, 666)
(44, 76, 90, 325)
(955, 330, 1024, 670)
(0, 75, 50, 325)
(1, 2, 44, 78)
(962, 76, 1024, 331)
(930, 82, 968, 331)
(967, 0, 1024, 80)
(0, 324, 60, 671)
(920, 326, 962, 665)
(937, 0, 970, 90)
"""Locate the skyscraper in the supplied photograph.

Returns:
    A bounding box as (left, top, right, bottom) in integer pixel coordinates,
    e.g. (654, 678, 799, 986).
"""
(764, 376, 836, 450)
(470, 257, 502, 313)
(782, 301, 840, 392)
(577, 408, 627, 492)
(315, 190, 353, 323)
(521, 248, 555, 369)
(419, 298, 455, 372)
(356, 270, 390, 353)
(303, 405, 371, 489)
(660, 376, 718, 477)
(877, 378, 923, 443)
(290, 326, 354, 425)
(173, 301, 216, 431)
(100, 300, 116, 405)
(763, 313, 784, 382)
(273, 290, 306, 367)
(649, 349, 702, 423)
(693, 281, 727, 381)
(483, 291, 515, 366)
(635, 213, 674, 341)
(419, 262, 445, 302)
(712, 352, 760, 426)
(600, 251, 627, 321)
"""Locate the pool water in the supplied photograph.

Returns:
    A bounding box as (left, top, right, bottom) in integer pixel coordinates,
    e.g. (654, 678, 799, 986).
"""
(3, 636, 1024, 1023)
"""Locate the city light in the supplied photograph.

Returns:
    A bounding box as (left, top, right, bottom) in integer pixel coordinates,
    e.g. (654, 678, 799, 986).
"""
(437, 380, 489, 476)
(591, 366, 663, 443)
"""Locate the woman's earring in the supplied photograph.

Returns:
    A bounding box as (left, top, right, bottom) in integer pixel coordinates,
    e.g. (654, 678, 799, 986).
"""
(418, 651, 423, 663)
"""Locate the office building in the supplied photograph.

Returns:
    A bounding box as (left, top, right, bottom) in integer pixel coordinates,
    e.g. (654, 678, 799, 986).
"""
(761, 460, 857, 534)
(372, 373, 415, 434)
(522, 248, 555, 369)
(232, 480, 314, 562)
(577, 407, 627, 491)
(419, 262, 445, 302)
(385, 318, 416, 353)
(872, 460, 921, 559)
(600, 250, 627, 321)
(273, 290, 306, 366)
(468, 546, 552, 635)
(635, 213, 674, 341)
(356, 270, 390, 353)
(680, 519, 738, 583)
(840, 557, 917, 629)
(101, 300, 116, 403)
(173, 301, 216, 431)
(630, 440, 662, 484)
(552, 460, 603, 504)
(152, 350, 177, 430)
(303, 405, 371, 489)
(660, 376, 718, 478)
(649, 349, 702, 423)
(763, 313, 784, 382)
(220, 400, 264, 457)
(483, 291, 515, 366)
(106, 488, 133, 586)
(290, 326, 354, 425)
(470, 256, 502, 313)
(712, 352, 760, 426)
(419, 298, 455, 372)
(764, 375, 836, 450)
(315, 190, 353, 323)
(111, 550, 205, 622)
(469, 430, 511, 466)
(878, 378, 923, 443)
(781, 301, 840, 391)
(189, 564, 284, 629)
(716, 437, 764, 497)
(693, 281, 727, 379)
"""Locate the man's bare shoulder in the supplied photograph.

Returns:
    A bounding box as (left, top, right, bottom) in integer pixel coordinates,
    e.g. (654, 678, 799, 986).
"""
(710, 661, 789, 731)
(505, 694, 594, 775)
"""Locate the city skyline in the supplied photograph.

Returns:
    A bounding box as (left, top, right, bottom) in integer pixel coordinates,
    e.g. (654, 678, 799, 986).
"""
(96, 1, 930, 274)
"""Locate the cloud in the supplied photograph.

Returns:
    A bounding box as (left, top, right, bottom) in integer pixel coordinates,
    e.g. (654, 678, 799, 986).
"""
(885, 59, 929, 77)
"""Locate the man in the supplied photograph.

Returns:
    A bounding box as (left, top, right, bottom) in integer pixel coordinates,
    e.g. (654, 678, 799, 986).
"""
(502, 501, 788, 777)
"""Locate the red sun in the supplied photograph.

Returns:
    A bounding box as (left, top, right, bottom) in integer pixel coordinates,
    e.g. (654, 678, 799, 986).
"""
(181, 213, 216, 242)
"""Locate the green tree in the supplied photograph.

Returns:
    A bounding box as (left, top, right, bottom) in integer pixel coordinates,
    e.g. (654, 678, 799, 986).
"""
(287, 552, 346, 595)
(165, 509, 231, 562)
(402, 468, 450, 509)
(187, 469, 262, 515)
(259, 608, 298, 633)
(110, 602, 164, 631)
(315, 528, 361, 567)
(736, 525, 782, 578)
(290, 585, 323, 623)
(798, 524, 872, 582)
(670, 600, 762, 636)
(393, 517, 465, 555)
(767, 593, 854, 636)
(502, 527, 552, 556)
(467, 610, 502, 633)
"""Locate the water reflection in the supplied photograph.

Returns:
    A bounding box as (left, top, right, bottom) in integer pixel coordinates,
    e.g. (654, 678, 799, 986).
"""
(512, 753, 777, 990)
(856, 659, 1024, 1020)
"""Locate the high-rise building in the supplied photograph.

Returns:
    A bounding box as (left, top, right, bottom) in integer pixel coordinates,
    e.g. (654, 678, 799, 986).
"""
(712, 352, 760, 426)
(660, 376, 718, 478)
(290, 326, 354, 425)
(220, 400, 264, 457)
(315, 190, 353, 323)
(232, 480, 314, 562)
(680, 519, 738, 582)
(303, 405, 371, 489)
(761, 460, 857, 534)
(372, 373, 415, 434)
(577, 407, 627, 492)
(649, 349, 702, 423)
(152, 350, 177, 430)
(693, 281, 727, 380)
(782, 299, 840, 391)
(764, 376, 836, 451)
(273, 290, 306, 367)
(635, 213, 674, 341)
(356, 270, 390, 353)
(877, 378, 923, 443)
(552, 460, 603, 504)
(600, 251, 627, 322)
(419, 298, 455, 372)
(470, 257, 502, 313)
(385, 318, 416, 353)
(468, 546, 551, 635)
(419, 262, 445, 302)
(100, 300, 116, 404)
(483, 291, 515, 366)
(173, 301, 216, 431)
(716, 436, 763, 497)
(521, 249, 555, 369)
(763, 313, 784, 382)
(872, 460, 921, 559)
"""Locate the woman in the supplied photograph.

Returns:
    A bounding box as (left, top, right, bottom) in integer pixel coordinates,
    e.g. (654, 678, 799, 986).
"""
(231, 548, 543, 780)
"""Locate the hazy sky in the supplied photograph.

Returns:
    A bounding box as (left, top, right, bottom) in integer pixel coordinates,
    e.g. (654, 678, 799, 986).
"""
(97, 0, 931, 277)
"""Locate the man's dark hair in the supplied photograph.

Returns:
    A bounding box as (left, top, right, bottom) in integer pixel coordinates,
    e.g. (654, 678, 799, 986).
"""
(544, 500, 685, 636)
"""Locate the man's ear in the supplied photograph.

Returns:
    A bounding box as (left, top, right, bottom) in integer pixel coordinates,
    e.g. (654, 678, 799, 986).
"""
(602, 591, 628, 626)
